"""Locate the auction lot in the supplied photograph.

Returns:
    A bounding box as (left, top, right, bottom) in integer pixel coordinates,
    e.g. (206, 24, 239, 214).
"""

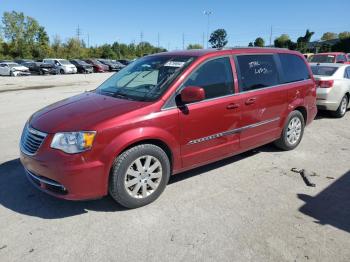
(0, 74, 349, 261)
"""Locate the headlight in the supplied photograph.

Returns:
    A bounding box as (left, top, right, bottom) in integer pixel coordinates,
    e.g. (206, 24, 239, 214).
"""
(51, 131, 96, 154)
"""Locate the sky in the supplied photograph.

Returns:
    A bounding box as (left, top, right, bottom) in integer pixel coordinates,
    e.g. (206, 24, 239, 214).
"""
(0, 0, 349, 50)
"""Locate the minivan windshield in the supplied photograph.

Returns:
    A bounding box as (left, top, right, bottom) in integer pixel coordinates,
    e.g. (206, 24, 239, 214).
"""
(309, 55, 335, 63)
(96, 55, 195, 101)
(311, 65, 338, 76)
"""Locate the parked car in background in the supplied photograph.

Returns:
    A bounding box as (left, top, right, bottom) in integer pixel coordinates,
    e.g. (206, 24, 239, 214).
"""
(309, 52, 350, 64)
(98, 59, 121, 71)
(117, 59, 131, 66)
(15, 59, 34, 65)
(0, 62, 30, 76)
(43, 59, 77, 74)
(70, 59, 94, 74)
(84, 59, 108, 72)
(347, 53, 350, 60)
(310, 63, 350, 117)
(22, 62, 59, 75)
(20, 48, 317, 208)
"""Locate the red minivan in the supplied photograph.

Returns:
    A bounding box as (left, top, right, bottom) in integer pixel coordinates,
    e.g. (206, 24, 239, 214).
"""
(20, 48, 317, 208)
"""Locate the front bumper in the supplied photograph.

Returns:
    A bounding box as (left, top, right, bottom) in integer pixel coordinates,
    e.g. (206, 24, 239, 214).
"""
(20, 148, 108, 200)
(65, 67, 77, 74)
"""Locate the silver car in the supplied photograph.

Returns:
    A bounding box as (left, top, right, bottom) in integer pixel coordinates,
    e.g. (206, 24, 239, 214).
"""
(310, 63, 350, 118)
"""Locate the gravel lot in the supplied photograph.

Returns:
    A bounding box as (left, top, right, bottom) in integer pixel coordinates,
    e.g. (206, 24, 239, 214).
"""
(0, 74, 349, 262)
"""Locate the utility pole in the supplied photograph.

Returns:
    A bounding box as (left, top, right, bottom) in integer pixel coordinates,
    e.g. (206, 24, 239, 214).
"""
(157, 32, 160, 48)
(182, 33, 185, 50)
(202, 32, 205, 48)
(140, 31, 144, 44)
(76, 25, 82, 42)
(269, 26, 273, 46)
(203, 11, 212, 48)
(87, 33, 90, 48)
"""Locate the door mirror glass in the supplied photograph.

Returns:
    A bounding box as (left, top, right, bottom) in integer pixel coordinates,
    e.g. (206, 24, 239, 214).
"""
(180, 86, 205, 103)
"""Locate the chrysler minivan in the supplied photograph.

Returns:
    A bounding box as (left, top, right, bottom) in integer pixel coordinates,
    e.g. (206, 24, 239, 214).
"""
(20, 48, 317, 208)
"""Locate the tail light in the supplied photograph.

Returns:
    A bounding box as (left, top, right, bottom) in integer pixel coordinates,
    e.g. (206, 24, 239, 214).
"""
(316, 80, 334, 88)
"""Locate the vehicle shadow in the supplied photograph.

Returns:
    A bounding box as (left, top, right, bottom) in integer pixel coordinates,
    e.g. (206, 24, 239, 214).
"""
(298, 170, 350, 233)
(0, 159, 127, 219)
(0, 146, 270, 219)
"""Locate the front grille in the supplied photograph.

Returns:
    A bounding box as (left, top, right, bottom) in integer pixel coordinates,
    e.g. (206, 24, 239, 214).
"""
(20, 124, 47, 155)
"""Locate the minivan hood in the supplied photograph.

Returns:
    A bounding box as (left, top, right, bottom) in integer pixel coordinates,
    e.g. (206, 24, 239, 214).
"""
(30, 92, 150, 133)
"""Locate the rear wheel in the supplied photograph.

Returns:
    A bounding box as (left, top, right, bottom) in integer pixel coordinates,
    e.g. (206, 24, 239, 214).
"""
(332, 95, 348, 118)
(274, 111, 305, 151)
(60, 69, 65, 74)
(109, 144, 170, 208)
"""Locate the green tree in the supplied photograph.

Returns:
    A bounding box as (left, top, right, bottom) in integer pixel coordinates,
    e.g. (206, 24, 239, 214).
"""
(254, 37, 265, 47)
(321, 32, 338, 41)
(51, 35, 64, 57)
(209, 29, 228, 48)
(248, 42, 253, 47)
(32, 26, 50, 59)
(63, 38, 86, 58)
(100, 44, 115, 59)
(274, 34, 296, 49)
(332, 38, 350, 53)
(2, 11, 41, 58)
(296, 29, 314, 52)
(187, 44, 203, 49)
(338, 31, 350, 40)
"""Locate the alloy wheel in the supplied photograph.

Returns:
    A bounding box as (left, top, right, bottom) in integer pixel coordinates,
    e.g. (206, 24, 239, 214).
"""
(287, 116, 302, 145)
(124, 155, 162, 199)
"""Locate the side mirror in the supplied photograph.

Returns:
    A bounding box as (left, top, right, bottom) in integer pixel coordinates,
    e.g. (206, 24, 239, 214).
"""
(180, 86, 205, 103)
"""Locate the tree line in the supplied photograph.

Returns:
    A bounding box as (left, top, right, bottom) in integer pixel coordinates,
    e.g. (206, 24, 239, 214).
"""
(0, 10, 349, 61)
(0, 11, 166, 60)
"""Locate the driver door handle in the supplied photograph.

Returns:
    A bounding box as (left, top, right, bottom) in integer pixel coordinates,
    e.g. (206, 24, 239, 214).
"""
(226, 103, 240, 110)
(245, 97, 257, 105)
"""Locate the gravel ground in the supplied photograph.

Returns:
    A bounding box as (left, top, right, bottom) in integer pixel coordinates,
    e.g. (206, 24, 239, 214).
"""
(0, 74, 349, 262)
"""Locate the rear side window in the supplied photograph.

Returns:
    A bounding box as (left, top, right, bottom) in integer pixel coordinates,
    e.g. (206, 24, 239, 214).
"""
(311, 65, 338, 76)
(183, 57, 234, 99)
(279, 54, 310, 83)
(236, 54, 279, 92)
(336, 55, 347, 62)
(345, 67, 350, 79)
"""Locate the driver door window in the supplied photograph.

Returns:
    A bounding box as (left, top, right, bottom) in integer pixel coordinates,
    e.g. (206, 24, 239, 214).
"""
(182, 57, 234, 100)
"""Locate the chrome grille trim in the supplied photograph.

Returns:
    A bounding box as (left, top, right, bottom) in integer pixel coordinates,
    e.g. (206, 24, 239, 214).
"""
(20, 124, 47, 156)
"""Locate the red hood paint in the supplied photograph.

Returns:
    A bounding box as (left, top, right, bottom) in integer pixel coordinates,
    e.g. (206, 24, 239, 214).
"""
(30, 92, 150, 133)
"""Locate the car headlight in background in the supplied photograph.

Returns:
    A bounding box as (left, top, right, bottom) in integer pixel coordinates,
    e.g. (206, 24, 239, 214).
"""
(51, 131, 96, 154)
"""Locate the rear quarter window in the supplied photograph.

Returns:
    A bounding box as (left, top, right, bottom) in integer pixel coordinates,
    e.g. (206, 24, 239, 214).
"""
(236, 54, 279, 92)
(279, 54, 310, 83)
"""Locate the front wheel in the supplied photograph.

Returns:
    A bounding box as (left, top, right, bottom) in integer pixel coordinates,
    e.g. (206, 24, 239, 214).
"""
(332, 95, 348, 118)
(109, 144, 170, 208)
(274, 111, 305, 151)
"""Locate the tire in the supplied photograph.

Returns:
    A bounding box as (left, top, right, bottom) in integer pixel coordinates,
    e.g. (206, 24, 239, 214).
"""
(331, 95, 348, 118)
(10, 71, 14, 76)
(109, 144, 171, 208)
(60, 69, 65, 74)
(274, 110, 305, 151)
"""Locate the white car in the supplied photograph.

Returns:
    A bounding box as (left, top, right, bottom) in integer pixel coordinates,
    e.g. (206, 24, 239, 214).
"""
(0, 62, 30, 76)
(310, 63, 350, 117)
(43, 59, 77, 74)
